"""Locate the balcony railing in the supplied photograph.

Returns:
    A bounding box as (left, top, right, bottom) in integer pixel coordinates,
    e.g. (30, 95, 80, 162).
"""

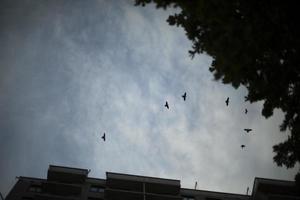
(105, 187, 182, 200)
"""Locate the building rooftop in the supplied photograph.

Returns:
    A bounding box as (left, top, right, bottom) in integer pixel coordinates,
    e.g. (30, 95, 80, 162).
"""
(5, 165, 299, 200)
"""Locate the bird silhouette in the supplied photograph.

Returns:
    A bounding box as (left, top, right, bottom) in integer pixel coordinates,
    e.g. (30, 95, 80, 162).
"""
(165, 101, 169, 109)
(244, 128, 252, 133)
(182, 92, 187, 101)
(225, 97, 229, 106)
(241, 145, 245, 149)
(101, 133, 106, 141)
(245, 108, 248, 114)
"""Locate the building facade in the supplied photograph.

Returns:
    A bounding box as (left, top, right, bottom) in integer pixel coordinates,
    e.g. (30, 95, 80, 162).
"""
(5, 165, 299, 200)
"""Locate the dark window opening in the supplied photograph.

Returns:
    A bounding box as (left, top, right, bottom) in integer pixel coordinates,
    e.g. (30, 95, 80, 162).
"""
(182, 196, 195, 200)
(28, 185, 42, 193)
(89, 185, 105, 193)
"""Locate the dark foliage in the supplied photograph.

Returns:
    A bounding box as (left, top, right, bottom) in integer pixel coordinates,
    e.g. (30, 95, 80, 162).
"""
(135, 0, 300, 183)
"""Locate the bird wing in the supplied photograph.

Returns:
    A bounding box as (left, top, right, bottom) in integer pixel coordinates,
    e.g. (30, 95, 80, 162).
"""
(165, 102, 169, 108)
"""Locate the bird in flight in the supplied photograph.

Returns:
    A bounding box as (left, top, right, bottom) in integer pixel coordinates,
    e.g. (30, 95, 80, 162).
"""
(241, 145, 245, 149)
(245, 108, 248, 114)
(101, 133, 106, 141)
(244, 128, 252, 133)
(225, 97, 229, 106)
(165, 101, 169, 109)
(182, 92, 187, 101)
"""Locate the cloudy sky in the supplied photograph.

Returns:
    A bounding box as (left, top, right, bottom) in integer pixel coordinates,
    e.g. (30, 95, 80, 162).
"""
(0, 0, 298, 197)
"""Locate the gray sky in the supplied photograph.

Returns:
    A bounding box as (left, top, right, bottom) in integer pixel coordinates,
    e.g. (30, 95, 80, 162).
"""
(0, 0, 298, 197)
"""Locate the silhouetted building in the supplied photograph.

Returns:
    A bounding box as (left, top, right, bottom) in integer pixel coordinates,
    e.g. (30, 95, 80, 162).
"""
(5, 165, 299, 200)
(252, 178, 299, 200)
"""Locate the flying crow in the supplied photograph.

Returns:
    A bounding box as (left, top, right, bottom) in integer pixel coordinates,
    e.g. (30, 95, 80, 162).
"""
(244, 128, 252, 133)
(101, 133, 106, 141)
(225, 97, 229, 106)
(182, 92, 187, 101)
(241, 145, 245, 149)
(165, 101, 169, 109)
(245, 109, 248, 114)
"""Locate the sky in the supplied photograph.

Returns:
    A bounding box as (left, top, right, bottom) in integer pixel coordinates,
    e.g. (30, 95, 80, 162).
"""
(0, 0, 298, 197)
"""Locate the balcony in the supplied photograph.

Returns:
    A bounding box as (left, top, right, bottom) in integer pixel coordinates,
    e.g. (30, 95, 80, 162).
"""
(105, 188, 144, 200)
(42, 181, 82, 196)
(35, 193, 77, 200)
(145, 182, 181, 195)
(106, 172, 180, 195)
(146, 193, 182, 200)
(104, 188, 182, 200)
(47, 165, 88, 184)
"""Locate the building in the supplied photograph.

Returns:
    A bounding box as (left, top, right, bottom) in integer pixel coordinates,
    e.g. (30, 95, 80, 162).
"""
(4, 165, 299, 200)
(252, 178, 299, 200)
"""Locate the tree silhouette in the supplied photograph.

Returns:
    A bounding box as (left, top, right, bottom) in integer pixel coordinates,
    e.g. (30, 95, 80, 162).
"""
(135, 0, 300, 183)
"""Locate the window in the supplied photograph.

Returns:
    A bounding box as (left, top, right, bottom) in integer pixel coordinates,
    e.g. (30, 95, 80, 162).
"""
(182, 196, 195, 200)
(28, 185, 42, 193)
(89, 185, 105, 193)
(22, 197, 34, 200)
